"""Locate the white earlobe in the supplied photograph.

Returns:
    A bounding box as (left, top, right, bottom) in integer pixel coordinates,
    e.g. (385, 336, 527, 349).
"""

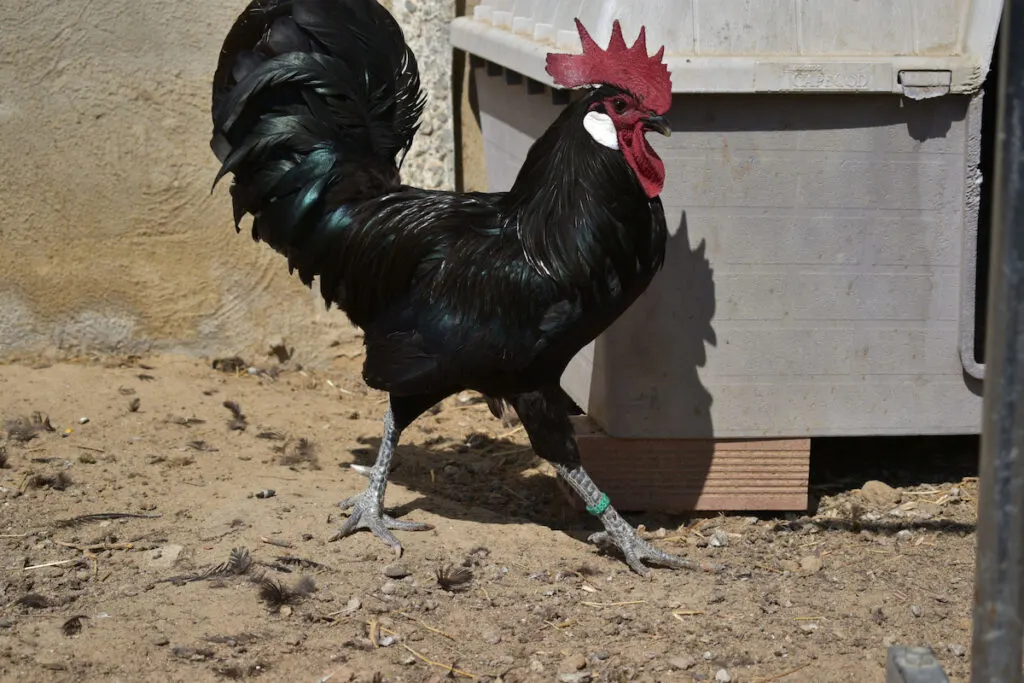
(583, 111, 619, 150)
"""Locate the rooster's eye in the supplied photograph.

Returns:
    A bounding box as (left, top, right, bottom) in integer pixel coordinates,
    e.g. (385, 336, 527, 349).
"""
(612, 98, 627, 114)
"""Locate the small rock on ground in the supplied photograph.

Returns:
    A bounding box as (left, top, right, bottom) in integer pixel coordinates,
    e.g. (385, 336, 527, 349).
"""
(800, 555, 823, 574)
(144, 544, 184, 569)
(560, 653, 587, 672)
(860, 480, 901, 506)
(668, 655, 697, 670)
(558, 674, 592, 683)
(709, 530, 730, 548)
(383, 563, 411, 579)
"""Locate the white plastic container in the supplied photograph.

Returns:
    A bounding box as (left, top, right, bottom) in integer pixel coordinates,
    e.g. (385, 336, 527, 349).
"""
(451, 1, 1002, 439)
(453, 0, 1002, 97)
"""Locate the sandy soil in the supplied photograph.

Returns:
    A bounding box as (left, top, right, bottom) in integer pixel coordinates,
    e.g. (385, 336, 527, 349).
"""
(0, 349, 980, 683)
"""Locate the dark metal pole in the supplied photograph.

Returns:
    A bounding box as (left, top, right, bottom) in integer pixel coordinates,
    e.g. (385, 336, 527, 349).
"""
(971, 0, 1024, 680)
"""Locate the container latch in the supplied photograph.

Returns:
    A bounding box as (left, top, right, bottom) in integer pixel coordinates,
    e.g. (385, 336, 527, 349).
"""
(898, 70, 952, 100)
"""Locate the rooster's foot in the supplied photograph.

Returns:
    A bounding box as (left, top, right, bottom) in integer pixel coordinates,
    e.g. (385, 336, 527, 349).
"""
(558, 464, 721, 576)
(329, 492, 433, 556)
(588, 527, 700, 576)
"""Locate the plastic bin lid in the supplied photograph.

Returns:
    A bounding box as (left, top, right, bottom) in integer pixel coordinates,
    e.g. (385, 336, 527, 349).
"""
(451, 0, 1002, 96)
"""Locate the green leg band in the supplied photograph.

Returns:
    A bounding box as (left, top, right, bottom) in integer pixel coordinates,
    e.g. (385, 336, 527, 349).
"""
(586, 492, 611, 516)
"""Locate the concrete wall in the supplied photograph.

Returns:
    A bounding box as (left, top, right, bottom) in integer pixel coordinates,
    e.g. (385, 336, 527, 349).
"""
(0, 0, 456, 364)
(453, 0, 488, 192)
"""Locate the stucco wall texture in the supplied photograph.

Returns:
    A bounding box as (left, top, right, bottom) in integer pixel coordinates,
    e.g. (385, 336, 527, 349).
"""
(0, 0, 455, 364)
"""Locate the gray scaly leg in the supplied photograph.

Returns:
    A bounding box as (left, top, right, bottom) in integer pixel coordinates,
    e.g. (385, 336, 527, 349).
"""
(557, 464, 721, 576)
(329, 407, 433, 556)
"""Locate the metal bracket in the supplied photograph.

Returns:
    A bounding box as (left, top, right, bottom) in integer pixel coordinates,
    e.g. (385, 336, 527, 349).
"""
(886, 646, 950, 683)
(959, 94, 986, 381)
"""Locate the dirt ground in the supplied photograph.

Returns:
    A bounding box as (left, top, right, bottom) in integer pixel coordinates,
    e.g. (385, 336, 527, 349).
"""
(0, 348, 980, 683)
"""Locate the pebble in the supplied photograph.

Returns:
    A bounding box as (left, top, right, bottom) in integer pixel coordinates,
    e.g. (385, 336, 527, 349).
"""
(380, 581, 399, 595)
(38, 657, 67, 671)
(284, 634, 301, 646)
(560, 653, 587, 672)
(799, 622, 819, 633)
(668, 655, 697, 670)
(152, 634, 170, 646)
(799, 555, 823, 574)
(590, 651, 610, 662)
(895, 529, 914, 542)
(709, 530, 730, 548)
(860, 480, 901, 506)
(947, 643, 967, 657)
(558, 674, 592, 683)
(144, 545, 184, 569)
(326, 666, 356, 681)
(911, 605, 923, 618)
(778, 559, 800, 573)
(384, 563, 411, 579)
(481, 629, 502, 645)
(469, 460, 495, 475)
(715, 668, 732, 682)
(280, 606, 293, 617)
(78, 417, 89, 425)
(703, 651, 714, 661)
(529, 660, 545, 673)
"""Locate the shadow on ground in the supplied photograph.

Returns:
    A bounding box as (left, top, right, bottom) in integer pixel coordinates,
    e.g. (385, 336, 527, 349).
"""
(343, 429, 981, 543)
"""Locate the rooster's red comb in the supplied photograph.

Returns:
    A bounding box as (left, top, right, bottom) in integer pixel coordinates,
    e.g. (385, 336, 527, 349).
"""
(545, 18, 671, 114)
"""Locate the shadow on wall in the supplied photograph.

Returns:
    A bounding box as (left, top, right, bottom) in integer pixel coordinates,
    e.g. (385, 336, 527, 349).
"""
(582, 212, 718, 511)
(680, 93, 967, 141)
(589, 211, 717, 435)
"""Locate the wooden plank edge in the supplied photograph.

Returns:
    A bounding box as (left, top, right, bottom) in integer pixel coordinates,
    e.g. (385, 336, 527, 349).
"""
(567, 417, 810, 513)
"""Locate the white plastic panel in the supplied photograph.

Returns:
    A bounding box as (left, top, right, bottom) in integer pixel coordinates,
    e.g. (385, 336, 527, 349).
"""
(473, 72, 984, 438)
(452, 0, 1002, 94)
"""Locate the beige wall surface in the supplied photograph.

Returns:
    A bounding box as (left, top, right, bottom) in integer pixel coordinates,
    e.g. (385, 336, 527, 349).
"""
(0, 0, 456, 365)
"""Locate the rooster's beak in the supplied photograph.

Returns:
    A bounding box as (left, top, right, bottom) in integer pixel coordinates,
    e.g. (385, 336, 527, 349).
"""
(644, 115, 672, 137)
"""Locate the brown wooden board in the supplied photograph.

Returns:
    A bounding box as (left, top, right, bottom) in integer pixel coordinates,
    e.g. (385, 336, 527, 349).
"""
(567, 417, 810, 513)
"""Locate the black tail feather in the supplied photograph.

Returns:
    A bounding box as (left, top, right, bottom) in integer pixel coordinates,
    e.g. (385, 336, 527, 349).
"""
(211, 0, 425, 283)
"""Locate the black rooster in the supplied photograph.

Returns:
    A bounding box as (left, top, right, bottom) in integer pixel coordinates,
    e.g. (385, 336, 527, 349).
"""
(211, 0, 692, 575)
